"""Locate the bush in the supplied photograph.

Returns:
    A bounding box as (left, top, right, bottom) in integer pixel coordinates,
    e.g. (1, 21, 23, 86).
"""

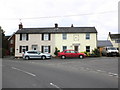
(54, 47, 60, 56)
(80, 51, 90, 56)
(91, 48, 100, 57)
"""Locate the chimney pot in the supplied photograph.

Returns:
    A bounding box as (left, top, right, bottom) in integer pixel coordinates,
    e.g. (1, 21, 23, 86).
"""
(71, 24, 74, 27)
(19, 23, 23, 29)
(55, 23, 58, 28)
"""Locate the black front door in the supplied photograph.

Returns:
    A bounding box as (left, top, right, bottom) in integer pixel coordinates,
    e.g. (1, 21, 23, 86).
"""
(74, 46, 78, 52)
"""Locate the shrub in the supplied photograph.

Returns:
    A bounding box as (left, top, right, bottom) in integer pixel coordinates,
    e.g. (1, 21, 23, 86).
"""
(91, 48, 100, 57)
(80, 51, 90, 56)
(54, 47, 60, 56)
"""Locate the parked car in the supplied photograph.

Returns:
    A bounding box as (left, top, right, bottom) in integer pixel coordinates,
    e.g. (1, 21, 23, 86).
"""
(23, 50, 51, 60)
(102, 47, 119, 57)
(58, 49, 86, 59)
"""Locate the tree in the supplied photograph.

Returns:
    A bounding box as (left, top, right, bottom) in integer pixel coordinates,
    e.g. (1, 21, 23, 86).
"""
(0, 26, 5, 58)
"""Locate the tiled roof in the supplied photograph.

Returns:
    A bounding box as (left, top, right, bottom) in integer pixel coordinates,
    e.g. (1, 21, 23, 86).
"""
(97, 40, 113, 47)
(110, 34, 120, 39)
(15, 27, 97, 34)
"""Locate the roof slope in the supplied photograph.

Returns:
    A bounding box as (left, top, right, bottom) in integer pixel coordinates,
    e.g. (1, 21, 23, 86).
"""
(110, 34, 120, 39)
(15, 27, 97, 34)
(97, 40, 113, 47)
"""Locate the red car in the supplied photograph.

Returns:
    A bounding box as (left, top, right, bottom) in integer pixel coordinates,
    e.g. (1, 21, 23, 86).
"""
(58, 49, 86, 59)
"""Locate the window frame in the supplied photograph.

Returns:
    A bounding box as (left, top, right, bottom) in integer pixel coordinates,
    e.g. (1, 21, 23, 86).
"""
(20, 34, 29, 41)
(86, 33, 90, 40)
(41, 46, 51, 53)
(19, 46, 28, 53)
(62, 46, 67, 51)
(86, 46, 90, 52)
(62, 33, 67, 40)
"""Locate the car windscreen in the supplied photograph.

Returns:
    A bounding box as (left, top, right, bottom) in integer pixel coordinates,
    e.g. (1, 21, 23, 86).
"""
(108, 48, 117, 50)
(27, 51, 38, 54)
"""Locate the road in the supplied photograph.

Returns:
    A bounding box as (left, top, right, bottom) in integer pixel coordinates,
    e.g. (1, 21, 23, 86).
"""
(2, 57, 118, 89)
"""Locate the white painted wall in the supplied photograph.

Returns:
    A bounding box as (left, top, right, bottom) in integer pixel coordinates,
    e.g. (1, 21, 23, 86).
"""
(55, 33, 97, 52)
(15, 34, 55, 57)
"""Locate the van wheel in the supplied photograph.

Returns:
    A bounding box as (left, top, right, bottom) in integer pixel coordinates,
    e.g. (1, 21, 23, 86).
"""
(61, 55, 66, 59)
(25, 56, 29, 60)
(41, 56, 46, 60)
(79, 55, 84, 59)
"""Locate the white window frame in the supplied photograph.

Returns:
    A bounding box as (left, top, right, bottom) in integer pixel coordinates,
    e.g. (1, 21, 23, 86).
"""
(22, 34, 27, 40)
(86, 46, 90, 52)
(10, 40, 13, 44)
(22, 46, 27, 53)
(63, 46, 67, 51)
(44, 34, 49, 40)
(63, 33, 67, 40)
(44, 46, 49, 53)
(86, 33, 90, 40)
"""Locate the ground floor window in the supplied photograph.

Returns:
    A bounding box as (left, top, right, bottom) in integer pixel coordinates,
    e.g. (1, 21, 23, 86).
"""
(86, 46, 90, 52)
(19, 46, 28, 53)
(63, 46, 67, 51)
(41, 46, 51, 53)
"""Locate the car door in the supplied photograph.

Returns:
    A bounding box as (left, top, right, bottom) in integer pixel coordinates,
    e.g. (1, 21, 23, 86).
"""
(37, 51, 42, 58)
(64, 50, 71, 57)
(31, 51, 40, 58)
(70, 50, 78, 57)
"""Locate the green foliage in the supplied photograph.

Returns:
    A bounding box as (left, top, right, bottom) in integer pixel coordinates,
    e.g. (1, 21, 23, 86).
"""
(80, 51, 90, 56)
(54, 47, 60, 56)
(91, 48, 100, 57)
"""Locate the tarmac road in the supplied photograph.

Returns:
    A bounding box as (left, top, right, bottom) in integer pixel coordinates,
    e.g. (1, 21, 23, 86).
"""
(2, 57, 118, 89)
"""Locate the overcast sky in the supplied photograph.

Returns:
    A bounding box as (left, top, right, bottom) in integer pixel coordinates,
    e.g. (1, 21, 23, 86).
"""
(0, 0, 119, 40)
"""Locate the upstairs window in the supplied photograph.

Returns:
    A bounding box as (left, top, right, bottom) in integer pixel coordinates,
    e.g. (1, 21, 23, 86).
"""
(20, 34, 29, 41)
(10, 40, 14, 44)
(115, 40, 120, 43)
(42, 34, 51, 40)
(86, 33, 90, 40)
(62, 33, 67, 40)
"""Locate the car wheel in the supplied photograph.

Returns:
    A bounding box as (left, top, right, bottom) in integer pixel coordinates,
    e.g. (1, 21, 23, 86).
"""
(41, 56, 46, 60)
(61, 55, 66, 59)
(79, 55, 84, 59)
(25, 56, 29, 60)
(107, 53, 110, 57)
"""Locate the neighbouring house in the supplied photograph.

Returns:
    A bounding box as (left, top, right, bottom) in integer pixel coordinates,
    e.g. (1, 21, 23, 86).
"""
(97, 40, 113, 56)
(8, 32, 15, 56)
(15, 23, 97, 58)
(3, 36, 10, 56)
(107, 32, 120, 53)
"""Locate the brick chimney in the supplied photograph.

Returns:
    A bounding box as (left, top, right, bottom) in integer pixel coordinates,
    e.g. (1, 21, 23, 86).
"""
(19, 23, 23, 29)
(55, 23, 58, 28)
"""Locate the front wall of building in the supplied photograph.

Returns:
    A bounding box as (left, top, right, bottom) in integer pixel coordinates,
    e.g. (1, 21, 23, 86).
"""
(55, 33, 97, 53)
(15, 33, 97, 57)
(15, 34, 55, 57)
(108, 36, 119, 48)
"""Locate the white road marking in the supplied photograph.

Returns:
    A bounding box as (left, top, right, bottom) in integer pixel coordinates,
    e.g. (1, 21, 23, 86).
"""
(50, 83, 61, 89)
(11, 67, 36, 77)
(108, 72, 118, 77)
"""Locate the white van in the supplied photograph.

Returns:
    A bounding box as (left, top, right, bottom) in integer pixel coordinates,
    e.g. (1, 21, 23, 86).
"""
(102, 47, 119, 56)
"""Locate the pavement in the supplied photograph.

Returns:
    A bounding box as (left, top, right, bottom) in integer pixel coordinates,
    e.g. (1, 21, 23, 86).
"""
(2, 56, 119, 88)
